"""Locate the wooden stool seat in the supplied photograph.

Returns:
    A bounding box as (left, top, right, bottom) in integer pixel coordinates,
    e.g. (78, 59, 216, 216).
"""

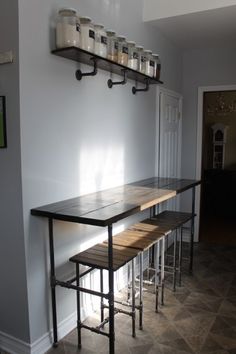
(145, 211, 193, 231)
(105, 229, 165, 252)
(130, 221, 171, 236)
(70, 242, 139, 271)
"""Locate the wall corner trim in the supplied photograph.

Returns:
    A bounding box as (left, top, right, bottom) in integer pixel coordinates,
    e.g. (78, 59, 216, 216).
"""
(0, 310, 78, 354)
(0, 330, 31, 354)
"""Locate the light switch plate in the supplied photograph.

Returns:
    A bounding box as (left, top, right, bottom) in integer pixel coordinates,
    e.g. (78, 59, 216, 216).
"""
(0, 51, 13, 64)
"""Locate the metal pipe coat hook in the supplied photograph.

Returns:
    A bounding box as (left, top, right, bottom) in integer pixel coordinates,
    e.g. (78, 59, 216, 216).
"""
(107, 69, 127, 88)
(132, 79, 150, 94)
(75, 57, 98, 81)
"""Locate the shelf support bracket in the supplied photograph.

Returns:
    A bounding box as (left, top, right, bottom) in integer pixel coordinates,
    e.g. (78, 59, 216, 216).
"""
(132, 79, 150, 94)
(75, 57, 98, 80)
(107, 69, 127, 88)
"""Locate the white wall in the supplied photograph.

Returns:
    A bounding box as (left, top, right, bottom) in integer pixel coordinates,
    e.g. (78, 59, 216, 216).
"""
(4, 0, 184, 349)
(143, 0, 236, 21)
(0, 0, 30, 343)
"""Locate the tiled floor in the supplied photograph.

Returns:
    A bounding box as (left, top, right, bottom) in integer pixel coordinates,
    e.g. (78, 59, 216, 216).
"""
(46, 243, 236, 354)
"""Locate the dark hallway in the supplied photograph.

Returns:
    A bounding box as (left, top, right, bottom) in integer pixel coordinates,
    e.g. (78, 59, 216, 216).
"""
(200, 91, 236, 246)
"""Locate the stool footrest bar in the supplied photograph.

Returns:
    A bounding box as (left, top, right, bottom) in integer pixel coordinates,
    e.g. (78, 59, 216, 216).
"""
(55, 280, 109, 298)
(80, 323, 110, 337)
(103, 304, 133, 317)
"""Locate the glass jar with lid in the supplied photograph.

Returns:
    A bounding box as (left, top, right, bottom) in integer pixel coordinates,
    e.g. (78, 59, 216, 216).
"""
(127, 41, 138, 70)
(56, 8, 80, 48)
(79, 16, 95, 52)
(144, 50, 153, 76)
(136, 46, 144, 73)
(106, 30, 117, 62)
(94, 24, 107, 57)
(152, 54, 161, 80)
(117, 36, 128, 66)
(138, 47, 146, 74)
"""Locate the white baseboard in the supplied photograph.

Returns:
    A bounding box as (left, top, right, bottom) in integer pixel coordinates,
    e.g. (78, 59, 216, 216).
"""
(32, 310, 79, 354)
(0, 309, 80, 354)
(0, 331, 31, 354)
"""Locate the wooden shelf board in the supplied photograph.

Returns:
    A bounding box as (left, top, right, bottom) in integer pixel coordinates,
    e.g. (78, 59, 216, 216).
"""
(52, 47, 163, 86)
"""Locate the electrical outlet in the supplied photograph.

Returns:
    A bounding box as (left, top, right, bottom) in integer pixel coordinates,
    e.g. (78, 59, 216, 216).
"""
(0, 51, 13, 64)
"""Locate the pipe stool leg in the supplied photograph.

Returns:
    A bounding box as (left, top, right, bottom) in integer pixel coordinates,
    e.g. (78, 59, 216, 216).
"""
(127, 263, 131, 302)
(76, 263, 82, 348)
(131, 259, 136, 338)
(173, 230, 177, 292)
(139, 253, 143, 330)
(155, 242, 160, 313)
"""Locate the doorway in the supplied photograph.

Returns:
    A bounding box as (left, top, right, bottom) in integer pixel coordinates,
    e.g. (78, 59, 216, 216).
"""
(156, 87, 182, 211)
(197, 87, 236, 245)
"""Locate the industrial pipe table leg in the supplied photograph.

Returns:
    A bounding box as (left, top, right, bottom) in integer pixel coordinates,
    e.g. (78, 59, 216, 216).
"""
(179, 227, 183, 286)
(108, 225, 115, 354)
(131, 259, 136, 338)
(190, 187, 196, 274)
(139, 253, 143, 330)
(161, 237, 165, 306)
(100, 269, 104, 324)
(151, 206, 156, 268)
(76, 263, 82, 348)
(48, 218, 58, 347)
(155, 242, 160, 313)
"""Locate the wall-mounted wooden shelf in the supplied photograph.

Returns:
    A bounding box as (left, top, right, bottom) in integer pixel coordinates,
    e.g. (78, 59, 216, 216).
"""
(51, 46, 163, 94)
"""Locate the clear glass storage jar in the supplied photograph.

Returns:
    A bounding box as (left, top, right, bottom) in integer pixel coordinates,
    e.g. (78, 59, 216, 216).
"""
(94, 24, 107, 57)
(136, 46, 143, 73)
(117, 36, 128, 66)
(127, 41, 138, 70)
(80, 16, 95, 52)
(152, 54, 161, 80)
(106, 30, 117, 61)
(56, 8, 80, 48)
(138, 47, 146, 74)
(144, 50, 153, 76)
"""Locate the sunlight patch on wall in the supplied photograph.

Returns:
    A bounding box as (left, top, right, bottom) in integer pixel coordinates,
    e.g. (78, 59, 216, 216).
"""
(79, 145, 125, 195)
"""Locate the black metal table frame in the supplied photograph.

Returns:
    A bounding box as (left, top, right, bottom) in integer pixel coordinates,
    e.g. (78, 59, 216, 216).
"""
(32, 179, 198, 354)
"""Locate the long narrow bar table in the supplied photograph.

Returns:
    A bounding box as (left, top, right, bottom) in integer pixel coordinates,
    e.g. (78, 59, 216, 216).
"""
(31, 177, 200, 354)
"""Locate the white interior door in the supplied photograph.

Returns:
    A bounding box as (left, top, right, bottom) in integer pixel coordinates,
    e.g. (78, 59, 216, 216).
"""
(156, 88, 182, 210)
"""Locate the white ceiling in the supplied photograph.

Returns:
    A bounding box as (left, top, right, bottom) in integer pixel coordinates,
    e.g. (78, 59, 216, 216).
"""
(145, 5, 236, 50)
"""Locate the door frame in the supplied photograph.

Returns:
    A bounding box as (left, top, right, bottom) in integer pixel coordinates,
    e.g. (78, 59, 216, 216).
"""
(155, 87, 183, 177)
(195, 84, 236, 241)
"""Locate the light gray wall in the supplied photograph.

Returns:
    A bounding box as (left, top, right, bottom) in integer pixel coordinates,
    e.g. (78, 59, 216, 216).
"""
(181, 46, 236, 211)
(17, 0, 182, 345)
(182, 46, 236, 178)
(0, 0, 30, 343)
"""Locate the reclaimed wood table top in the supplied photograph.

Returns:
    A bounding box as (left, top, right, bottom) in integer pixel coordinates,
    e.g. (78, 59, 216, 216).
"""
(31, 178, 200, 227)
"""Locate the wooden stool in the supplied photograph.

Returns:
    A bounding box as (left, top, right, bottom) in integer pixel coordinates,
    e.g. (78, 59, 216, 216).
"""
(129, 222, 168, 309)
(70, 242, 140, 349)
(106, 228, 166, 328)
(145, 211, 194, 290)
